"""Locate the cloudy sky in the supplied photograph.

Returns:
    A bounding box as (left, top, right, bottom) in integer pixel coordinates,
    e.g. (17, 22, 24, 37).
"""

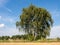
(0, 0, 60, 38)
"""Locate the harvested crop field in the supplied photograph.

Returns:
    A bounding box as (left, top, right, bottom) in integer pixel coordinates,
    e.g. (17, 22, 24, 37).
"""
(0, 42, 60, 45)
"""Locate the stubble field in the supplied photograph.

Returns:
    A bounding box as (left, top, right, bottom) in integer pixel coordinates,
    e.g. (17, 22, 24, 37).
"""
(0, 42, 60, 45)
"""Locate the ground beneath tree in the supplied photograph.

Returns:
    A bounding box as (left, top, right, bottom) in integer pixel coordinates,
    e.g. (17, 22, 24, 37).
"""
(0, 42, 60, 45)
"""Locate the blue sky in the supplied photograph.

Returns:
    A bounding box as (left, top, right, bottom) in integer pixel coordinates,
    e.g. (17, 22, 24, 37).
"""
(0, 0, 60, 38)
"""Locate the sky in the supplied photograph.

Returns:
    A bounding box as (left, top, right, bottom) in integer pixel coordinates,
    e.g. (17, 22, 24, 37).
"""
(0, 0, 60, 38)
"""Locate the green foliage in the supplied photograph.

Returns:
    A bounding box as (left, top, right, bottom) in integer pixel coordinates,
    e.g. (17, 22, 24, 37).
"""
(16, 4, 53, 40)
(11, 35, 21, 40)
(27, 34, 34, 41)
(0, 36, 10, 40)
(11, 35, 28, 40)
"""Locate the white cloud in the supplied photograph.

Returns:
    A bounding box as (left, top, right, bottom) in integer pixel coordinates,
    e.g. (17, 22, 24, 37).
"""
(49, 25, 60, 38)
(0, 26, 25, 36)
(4, 18, 15, 23)
(4, 18, 13, 22)
(0, 24, 5, 28)
(0, 16, 15, 23)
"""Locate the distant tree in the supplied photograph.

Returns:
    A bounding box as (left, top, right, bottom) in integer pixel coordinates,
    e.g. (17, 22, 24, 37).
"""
(1, 36, 10, 40)
(16, 5, 53, 40)
(11, 35, 22, 40)
(57, 37, 60, 41)
(20, 35, 28, 40)
(0, 36, 2, 40)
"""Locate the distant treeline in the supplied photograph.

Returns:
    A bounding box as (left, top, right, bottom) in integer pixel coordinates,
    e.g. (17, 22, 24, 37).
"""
(0, 35, 29, 40)
(0, 35, 60, 41)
